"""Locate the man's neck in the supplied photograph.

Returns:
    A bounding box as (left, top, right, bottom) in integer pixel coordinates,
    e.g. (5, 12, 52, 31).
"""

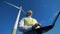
(28, 16, 31, 18)
(27, 16, 32, 19)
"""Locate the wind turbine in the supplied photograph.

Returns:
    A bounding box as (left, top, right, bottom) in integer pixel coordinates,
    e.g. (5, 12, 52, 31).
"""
(4, 1, 25, 34)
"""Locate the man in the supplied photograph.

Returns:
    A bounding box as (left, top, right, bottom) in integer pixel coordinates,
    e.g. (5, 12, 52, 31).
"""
(19, 11, 60, 34)
(18, 10, 41, 34)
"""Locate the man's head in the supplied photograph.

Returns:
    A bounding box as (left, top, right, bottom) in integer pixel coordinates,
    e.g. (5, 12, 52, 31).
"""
(26, 10, 32, 17)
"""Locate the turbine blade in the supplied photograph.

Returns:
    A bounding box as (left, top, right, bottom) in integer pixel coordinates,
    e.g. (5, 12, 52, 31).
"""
(4, 1, 26, 14)
(4, 1, 20, 9)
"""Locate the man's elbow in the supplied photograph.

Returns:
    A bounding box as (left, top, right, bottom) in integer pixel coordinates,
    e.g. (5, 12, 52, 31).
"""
(18, 26, 28, 32)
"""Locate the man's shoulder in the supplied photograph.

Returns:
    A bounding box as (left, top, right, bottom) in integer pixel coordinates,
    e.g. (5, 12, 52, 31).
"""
(22, 17, 27, 19)
(21, 17, 25, 20)
(23, 17, 27, 19)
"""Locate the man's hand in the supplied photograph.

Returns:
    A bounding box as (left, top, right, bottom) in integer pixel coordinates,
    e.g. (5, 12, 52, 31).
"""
(35, 23, 41, 26)
(32, 23, 41, 30)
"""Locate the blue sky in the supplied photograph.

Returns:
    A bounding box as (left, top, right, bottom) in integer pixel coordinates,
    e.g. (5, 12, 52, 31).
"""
(0, 0, 60, 34)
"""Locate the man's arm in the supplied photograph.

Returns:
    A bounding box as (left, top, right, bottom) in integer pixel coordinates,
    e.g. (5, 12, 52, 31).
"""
(18, 18, 32, 32)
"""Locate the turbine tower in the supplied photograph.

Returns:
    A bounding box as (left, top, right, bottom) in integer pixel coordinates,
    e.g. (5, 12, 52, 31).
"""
(4, 1, 25, 34)
(11, 6, 22, 34)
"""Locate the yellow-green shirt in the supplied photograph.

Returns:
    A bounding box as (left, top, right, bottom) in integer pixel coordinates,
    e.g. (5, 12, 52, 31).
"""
(19, 17, 38, 33)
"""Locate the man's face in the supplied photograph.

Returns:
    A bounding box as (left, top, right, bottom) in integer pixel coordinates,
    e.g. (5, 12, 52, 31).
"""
(27, 10, 32, 16)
